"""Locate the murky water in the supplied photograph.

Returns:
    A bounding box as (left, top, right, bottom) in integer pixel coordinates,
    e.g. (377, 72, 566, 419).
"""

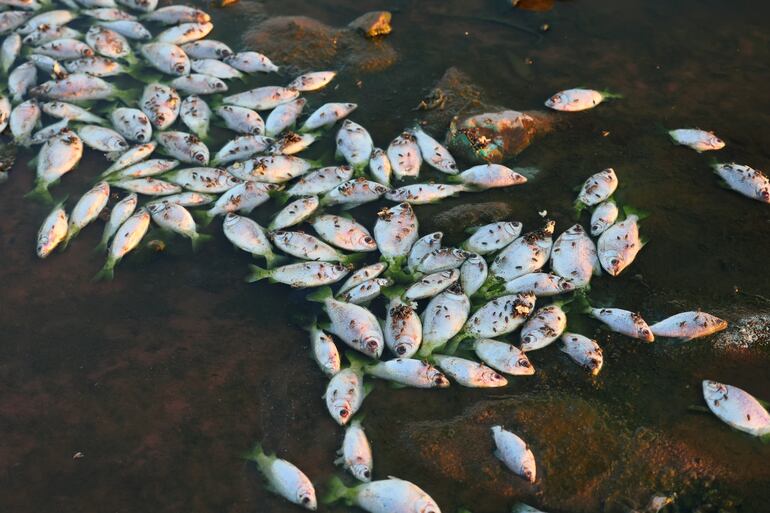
(1, 0, 769, 512)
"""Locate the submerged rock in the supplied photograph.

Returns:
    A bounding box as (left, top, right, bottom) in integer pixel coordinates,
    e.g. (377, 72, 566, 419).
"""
(415, 68, 553, 163)
(242, 14, 396, 72)
(430, 202, 513, 237)
(348, 11, 392, 38)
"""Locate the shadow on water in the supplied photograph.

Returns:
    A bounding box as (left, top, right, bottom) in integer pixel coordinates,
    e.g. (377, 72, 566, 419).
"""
(1, 0, 769, 512)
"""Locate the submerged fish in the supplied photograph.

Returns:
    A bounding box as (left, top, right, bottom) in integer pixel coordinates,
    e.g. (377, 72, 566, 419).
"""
(244, 444, 317, 510)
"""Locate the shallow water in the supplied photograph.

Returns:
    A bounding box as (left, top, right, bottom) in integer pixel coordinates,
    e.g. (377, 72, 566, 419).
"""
(1, 0, 770, 512)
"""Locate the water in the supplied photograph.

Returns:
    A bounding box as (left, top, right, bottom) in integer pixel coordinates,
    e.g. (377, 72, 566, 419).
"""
(1, 0, 769, 512)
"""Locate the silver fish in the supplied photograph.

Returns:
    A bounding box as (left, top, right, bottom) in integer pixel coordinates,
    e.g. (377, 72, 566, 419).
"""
(286, 165, 353, 196)
(156, 22, 212, 46)
(702, 380, 770, 437)
(490, 221, 555, 281)
(155, 131, 209, 165)
(268, 196, 319, 231)
(459, 253, 488, 297)
(712, 162, 770, 203)
(550, 224, 599, 288)
(365, 358, 449, 388)
(140, 42, 190, 76)
(433, 355, 507, 388)
(141, 83, 181, 130)
(216, 105, 263, 134)
(222, 213, 277, 265)
(560, 333, 603, 375)
(36, 200, 68, 258)
(597, 215, 642, 276)
(224, 51, 278, 73)
(407, 232, 442, 272)
(64, 181, 110, 244)
(287, 71, 336, 92)
(336, 119, 373, 171)
(590, 201, 618, 236)
(373, 202, 419, 260)
(111, 107, 152, 143)
(368, 147, 391, 186)
(171, 73, 227, 95)
(520, 304, 567, 351)
(577, 168, 617, 207)
(650, 311, 727, 340)
(387, 132, 421, 179)
(385, 183, 468, 205)
(96, 192, 137, 252)
(78, 125, 128, 152)
(474, 339, 534, 376)
(211, 134, 272, 167)
(311, 215, 377, 252)
(143, 5, 210, 25)
(179, 94, 210, 139)
(463, 221, 522, 255)
(265, 97, 306, 137)
(384, 296, 422, 358)
(590, 307, 654, 341)
(180, 39, 232, 59)
(463, 292, 536, 339)
(301, 102, 357, 132)
(419, 285, 470, 357)
(223, 85, 298, 111)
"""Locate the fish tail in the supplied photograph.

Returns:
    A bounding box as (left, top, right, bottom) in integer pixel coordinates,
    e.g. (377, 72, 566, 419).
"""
(344, 350, 372, 372)
(242, 442, 273, 471)
(190, 233, 212, 253)
(112, 87, 141, 106)
(262, 250, 283, 269)
(568, 289, 593, 314)
(621, 205, 650, 221)
(600, 89, 623, 100)
(322, 476, 356, 505)
(192, 209, 215, 227)
(24, 181, 54, 204)
(340, 252, 365, 265)
(380, 284, 406, 300)
(244, 264, 270, 283)
(474, 274, 505, 301)
(760, 432, 770, 444)
(306, 285, 333, 303)
(416, 340, 442, 359)
(573, 199, 588, 216)
(92, 258, 116, 282)
(93, 237, 109, 254)
(61, 226, 79, 250)
(270, 190, 290, 206)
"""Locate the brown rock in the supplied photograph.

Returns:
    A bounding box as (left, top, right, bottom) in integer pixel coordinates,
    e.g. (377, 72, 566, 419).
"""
(431, 202, 513, 236)
(348, 10, 392, 38)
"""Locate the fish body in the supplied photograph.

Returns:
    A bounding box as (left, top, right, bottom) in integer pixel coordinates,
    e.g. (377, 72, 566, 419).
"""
(245, 445, 317, 511)
(103, 142, 156, 174)
(31, 73, 116, 101)
(407, 232, 442, 272)
(650, 311, 727, 340)
(420, 286, 470, 356)
(474, 339, 534, 376)
(78, 125, 128, 152)
(164, 167, 241, 193)
(43, 101, 106, 124)
(224, 51, 278, 73)
(560, 333, 603, 375)
(337, 419, 372, 482)
(86, 26, 130, 59)
(385, 183, 468, 204)
(545, 88, 610, 111)
(459, 254, 488, 296)
(98, 20, 152, 40)
(9, 61, 37, 101)
(65, 181, 110, 243)
(520, 305, 567, 351)
(33, 129, 83, 195)
(179, 95, 210, 139)
(96, 192, 137, 250)
(387, 132, 422, 179)
(141, 83, 181, 130)
(458, 164, 527, 189)
(301, 102, 356, 131)
(171, 73, 227, 95)
(265, 97, 306, 136)
(309, 325, 340, 377)
(223, 85, 298, 110)
(404, 270, 459, 301)
(384, 296, 422, 358)
(222, 213, 275, 263)
(224, 156, 305, 185)
(490, 221, 555, 281)
(411, 126, 457, 174)
(491, 426, 536, 482)
(98, 208, 151, 279)
(590, 307, 654, 341)
(249, 262, 349, 288)
(155, 131, 209, 165)
(373, 202, 418, 259)
(463, 221, 522, 255)
(310, 214, 377, 252)
(268, 131, 315, 155)
(464, 292, 536, 339)
(64, 56, 123, 77)
(143, 5, 210, 25)
(433, 355, 507, 388)
(317, 294, 384, 358)
(415, 248, 469, 274)
(597, 215, 642, 276)
(324, 367, 365, 425)
(321, 178, 389, 208)
(110, 177, 181, 195)
(288, 71, 336, 92)
(368, 148, 392, 186)
(338, 278, 391, 305)
(147, 201, 201, 245)
(337, 262, 387, 295)
(366, 358, 449, 388)
(669, 128, 724, 152)
(140, 42, 190, 76)
(33, 38, 94, 60)
(111, 107, 152, 143)
(577, 168, 617, 207)
(550, 224, 599, 288)
(205, 181, 277, 217)
(181, 39, 232, 59)
(503, 273, 574, 297)
(10, 99, 40, 144)
(156, 21, 212, 45)
(271, 230, 345, 262)
(1, 33, 21, 72)
(713, 162, 770, 203)
(28, 54, 67, 81)
(147, 191, 214, 208)
(268, 196, 319, 230)
(702, 380, 770, 437)
(590, 201, 618, 236)
(211, 134, 272, 166)
(216, 105, 263, 134)
(190, 58, 242, 79)
(36, 201, 68, 258)
(326, 477, 441, 513)
(336, 119, 373, 171)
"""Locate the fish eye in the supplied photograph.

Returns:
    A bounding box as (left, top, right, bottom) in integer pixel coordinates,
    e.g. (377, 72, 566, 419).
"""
(363, 236, 374, 244)
(339, 408, 349, 418)
(396, 345, 407, 355)
(363, 469, 370, 478)
(610, 258, 619, 266)
(518, 359, 531, 367)
(301, 497, 310, 505)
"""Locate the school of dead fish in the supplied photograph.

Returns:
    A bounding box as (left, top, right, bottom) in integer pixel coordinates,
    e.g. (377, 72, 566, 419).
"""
(1, 1, 769, 512)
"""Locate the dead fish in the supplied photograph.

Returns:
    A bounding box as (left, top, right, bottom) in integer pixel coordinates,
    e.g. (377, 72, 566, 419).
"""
(545, 88, 621, 112)
(156, 22, 212, 45)
(311, 215, 377, 253)
(216, 104, 263, 134)
(560, 333, 603, 375)
(463, 292, 536, 339)
(590, 201, 618, 236)
(308, 324, 341, 377)
(474, 338, 534, 376)
(211, 134, 273, 167)
(336, 119, 374, 172)
(490, 221, 555, 281)
(300, 102, 357, 132)
(140, 42, 190, 76)
(321, 178, 389, 209)
(111, 107, 152, 143)
(94, 208, 151, 280)
(597, 214, 643, 276)
(419, 284, 470, 357)
(337, 262, 388, 295)
(286, 165, 353, 196)
(242, 444, 317, 511)
(335, 419, 372, 482)
(491, 426, 536, 482)
(155, 131, 209, 165)
(368, 148, 392, 186)
(669, 128, 724, 152)
(590, 307, 654, 342)
(142, 5, 210, 25)
(459, 253, 488, 297)
(462, 221, 522, 255)
(384, 296, 422, 358)
(550, 224, 599, 288)
(373, 202, 419, 260)
(577, 168, 617, 207)
(338, 278, 391, 305)
(365, 358, 449, 388)
(407, 232, 442, 272)
(36, 200, 68, 258)
(33, 38, 94, 60)
(712, 162, 770, 204)
(650, 311, 727, 340)
(415, 247, 469, 274)
(247, 261, 349, 289)
(179, 95, 210, 139)
(503, 272, 574, 297)
(702, 380, 770, 437)
(64, 56, 123, 77)
(181, 39, 232, 59)
(191, 58, 242, 79)
(63, 181, 110, 245)
(520, 304, 567, 351)
(78, 125, 128, 152)
(387, 131, 421, 180)
(222, 213, 277, 265)
(287, 71, 336, 92)
(224, 51, 278, 73)
(171, 73, 227, 95)
(268, 195, 319, 231)
(29, 129, 83, 202)
(223, 85, 298, 110)
(458, 164, 527, 189)
(433, 355, 507, 388)
(141, 83, 181, 130)
(385, 183, 468, 205)
(265, 97, 306, 137)
(410, 126, 458, 175)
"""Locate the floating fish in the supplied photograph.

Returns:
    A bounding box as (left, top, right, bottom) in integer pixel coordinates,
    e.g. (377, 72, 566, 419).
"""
(301, 102, 357, 132)
(266, 97, 306, 137)
(649, 311, 727, 340)
(321, 178, 389, 209)
(490, 221, 555, 281)
(463, 221, 522, 255)
(335, 419, 372, 482)
(268, 196, 319, 231)
(415, 247, 469, 274)
(325, 476, 442, 513)
(64, 181, 110, 245)
(385, 183, 468, 204)
(374, 202, 418, 260)
(336, 119, 373, 171)
(597, 214, 643, 276)
(491, 426, 536, 482)
(140, 42, 190, 76)
(222, 213, 277, 266)
(669, 128, 724, 152)
(111, 108, 152, 143)
(36, 200, 68, 258)
(560, 333, 603, 375)
(545, 88, 621, 112)
(589, 307, 654, 341)
(457, 164, 527, 189)
(147, 201, 205, 250)
(179, 95, 210, 139)
(141, 83, 181, 130)
(404, 269, 459, 301)
(338, 278, 391, 305)
(94, 208, 151, 280)
(463, 292, 536, 339)
(247, 261, 349, 288)
(324, 366, 366, 425)
(311, 215, 377, 253)
(387, 131, 422, 180)
(216, 105, 263, 134)
(702, 380, 770, 437)
(473, 339, 534, 376)
(459, 253, 488, 297)
(155, 131, 209, 165)
(407, 232, 442, 272)
(211, 134, 272, 166)
(30, 129, 83, 202)
(181, 39, 233, 59)
(96, 192, 137, 252)
(384, 296, 422, 358)
(590, 201, 618, 236)
(577, 168, 617, 207)
(503, 272, 574, 297)
(419, 284, 470, 356)
(520, 304, 567, 351)
(365, 358, 449, 388)
(223, 85, 298, 110)
(410, 126, 458, 175)
(368, 148, 392, 186)
(287, 71, 336, 92)
(308, 324, 340, 377)
(433, 355, 507, 388)
(712, 162, 770, 204)
(224, 51, 278, 73)
(337, 262, 388, 295)
(550, 224, 599, 288)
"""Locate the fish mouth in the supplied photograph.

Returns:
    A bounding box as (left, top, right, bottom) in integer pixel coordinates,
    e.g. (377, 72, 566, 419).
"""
(362, 337, 381, 356)
(433, 374, 450, 388)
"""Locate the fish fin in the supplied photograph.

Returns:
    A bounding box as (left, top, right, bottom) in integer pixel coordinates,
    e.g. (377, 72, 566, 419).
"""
(760, 432, 770, 444)
(446, 174, 463, 184)
(242, 442, 274, 473)
(262, 250, 283, 269)
(93, 238, 108, 254)
(269, 189, 290, 206)
(244, 264, 270, 283)
(190, 233, 212, 253)
(333, 455, 344, 466)
(382, 256, 415, 284)
(60, 226, 79, 250)
(24, 181, 54, 204)
(473, 274, 506, 301)
(322, 476, 356, 505)
(756, 398, 770, 409)
(574, 199, 588, 216)
(27, 154, 38, 167)
(599, 89, 623, 100)
(445, 332, 472, 355)
(305, 158, 325, 169)
(92, 258, 116, 282)
(363, 381, 375, 397)
(306, 286, 333, 303)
